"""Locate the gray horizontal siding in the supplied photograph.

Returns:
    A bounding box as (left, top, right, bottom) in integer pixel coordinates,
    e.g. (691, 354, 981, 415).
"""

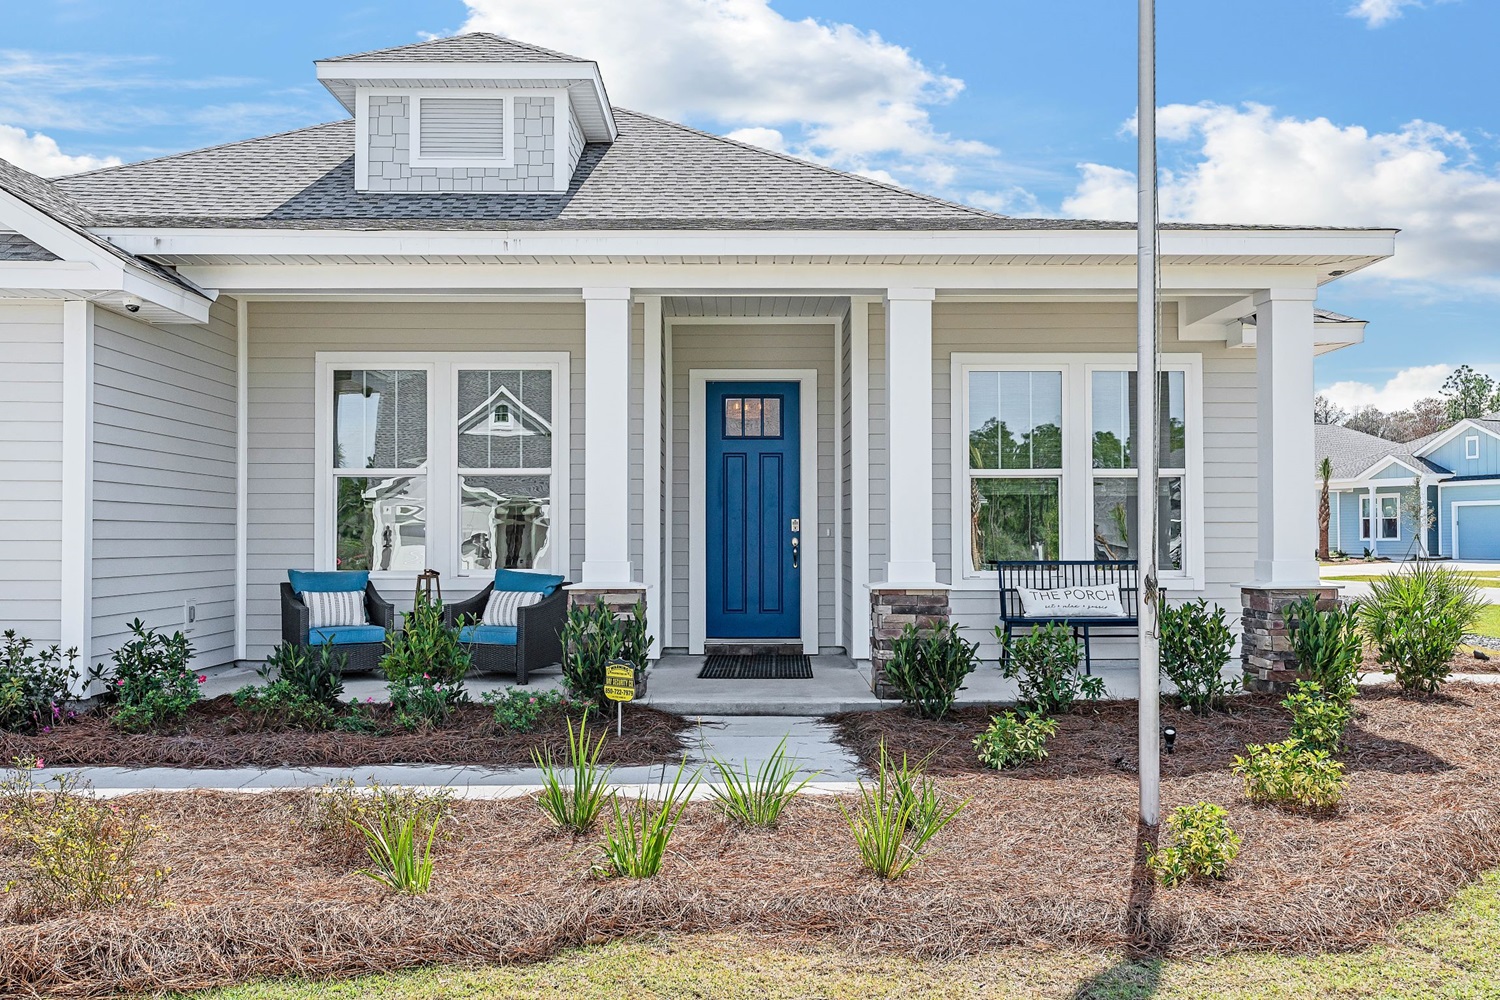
(244, 300, 586, 658)
(91, 297, 239, 666)
(0, 302, 64, 640)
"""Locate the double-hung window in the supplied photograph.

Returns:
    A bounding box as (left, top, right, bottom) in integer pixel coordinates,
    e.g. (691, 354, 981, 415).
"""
(1359, 495, 1400, 541)
(319, 354, 568, 580)
(954, 353, 1202, 588)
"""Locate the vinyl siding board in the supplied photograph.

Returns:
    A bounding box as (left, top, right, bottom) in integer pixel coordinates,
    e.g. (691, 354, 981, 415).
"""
(0, 302, 64, 640)
(1427, 431, 1500, 478)
(244, 300, 585, 657)
(90, 297, 239, 666)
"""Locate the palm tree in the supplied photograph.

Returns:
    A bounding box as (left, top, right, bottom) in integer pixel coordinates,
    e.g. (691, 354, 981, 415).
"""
(1317, 457, 1333, 562)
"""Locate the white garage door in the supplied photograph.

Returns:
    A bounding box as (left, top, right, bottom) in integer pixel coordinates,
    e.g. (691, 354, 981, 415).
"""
(1455, 504, 1500, 560)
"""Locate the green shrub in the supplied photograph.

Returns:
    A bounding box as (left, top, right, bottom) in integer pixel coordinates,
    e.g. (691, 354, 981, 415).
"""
(1361, 564, 1487, 695)
(1283, 594, 1363, 703)
(709, 735, 816, 828)
(534, 711, 614, 834)
(0, 762, 163, 915)
(561, 600, 652, 706)
(995, 622, 1105, 715)
(380, 592, 472, 687)
(1231, 739, 1346, 811)
(354, 809, 440, 895)
(973, 711, 1058, 770)
(1282, 681, 1352, 753)
(1146, 801, 1242, 888)
(260, 642, 345, 706)
(88, 619, 200, 732)
(388, 674, 462, 731)
(481, 687, 575, 732)
(1159, 599, 1240, 714)
(840, 744, 966, 881)
(233, 679, 336, 731)
(596, 761, 700, 879)
(884, 622, 980, 720)
(0, 630, 80, 733)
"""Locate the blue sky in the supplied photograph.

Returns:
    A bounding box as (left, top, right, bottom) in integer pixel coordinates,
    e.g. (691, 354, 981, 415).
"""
(4, 0, 1497, 411)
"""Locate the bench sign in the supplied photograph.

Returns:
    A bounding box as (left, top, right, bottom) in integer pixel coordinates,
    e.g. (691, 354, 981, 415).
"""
(1018, 583, 1127, 618)
(604, 662, 636, 702)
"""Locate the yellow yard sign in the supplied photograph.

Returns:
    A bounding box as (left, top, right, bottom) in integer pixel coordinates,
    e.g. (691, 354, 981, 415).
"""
(604, 662, 635, 702)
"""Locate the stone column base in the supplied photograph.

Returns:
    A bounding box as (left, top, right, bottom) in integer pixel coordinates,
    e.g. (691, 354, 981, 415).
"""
(1240, 585, 1339, 692)
(869, 586, 950, 699)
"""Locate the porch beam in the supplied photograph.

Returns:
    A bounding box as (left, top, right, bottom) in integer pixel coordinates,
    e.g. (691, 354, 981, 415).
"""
(882, 287, 938, 585)
(581, 287, 635, 584)
(60, 299, 94, 673)
(1252, 288, 1321, 586)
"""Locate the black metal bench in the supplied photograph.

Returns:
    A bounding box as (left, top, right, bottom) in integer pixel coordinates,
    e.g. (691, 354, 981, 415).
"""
(993, 559, 1145, 674)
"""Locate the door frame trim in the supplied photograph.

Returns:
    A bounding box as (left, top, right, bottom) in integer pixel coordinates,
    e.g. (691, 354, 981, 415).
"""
(1451, 499, 1500, 560)
(689, 368, 819, 655)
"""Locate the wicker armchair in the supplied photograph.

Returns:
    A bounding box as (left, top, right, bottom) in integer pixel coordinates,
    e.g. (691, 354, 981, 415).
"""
(280, 581, 394, 674)
(444, 583, 568, 684)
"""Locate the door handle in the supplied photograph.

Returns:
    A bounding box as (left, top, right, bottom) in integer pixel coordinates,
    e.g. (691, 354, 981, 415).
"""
(791, 535, 800, 569)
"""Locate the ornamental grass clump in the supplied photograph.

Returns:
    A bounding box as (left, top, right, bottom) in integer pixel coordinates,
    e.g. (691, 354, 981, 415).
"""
(1283, 594, 1363, 703)
(1159, 599, 1240, 714)
(354, 807, 440, 895)
(596, 760, 700, 879)
(995, 622, 1105, 715)
(533, 710, 613, 834)
(307, 778, 453, 861)
(841, 744, 966, 881)
(1361, 563, 1486, 695)
(883, 621, 980, 720)
(708, 734, 816, 828)
(87, 619, 201, 733)
(973, 711, 1058, 770)
(0, 760, 164, 916)
(0, 631, 80, 734)
(1146, 801, 1242, 888)
(1232, 739, 1347, 812)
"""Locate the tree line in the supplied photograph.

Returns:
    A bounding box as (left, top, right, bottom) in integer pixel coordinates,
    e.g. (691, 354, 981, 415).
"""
(1315, 365, 1500, 442)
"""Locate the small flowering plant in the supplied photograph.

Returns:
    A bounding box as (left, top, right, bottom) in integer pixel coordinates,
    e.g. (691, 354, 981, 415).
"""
(481, 687, 575, 732)
(0, 630, 81, 733)
(87, 619, 198, 733)
(388, 672, 465, 731)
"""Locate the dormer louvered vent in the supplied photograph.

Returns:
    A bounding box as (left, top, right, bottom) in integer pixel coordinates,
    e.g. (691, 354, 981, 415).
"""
(414, 96, 509, 165)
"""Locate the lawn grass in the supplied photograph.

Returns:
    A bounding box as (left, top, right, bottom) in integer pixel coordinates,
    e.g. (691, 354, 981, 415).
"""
(1472, 604, 1500, 639)
(1324, 570, 1500, 587)
(182, 870, 1500, 999)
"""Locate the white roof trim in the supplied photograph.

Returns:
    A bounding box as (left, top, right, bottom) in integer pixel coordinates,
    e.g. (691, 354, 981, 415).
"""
(1414, 418, 1500, 457)
(1347, 454, 1427, 482)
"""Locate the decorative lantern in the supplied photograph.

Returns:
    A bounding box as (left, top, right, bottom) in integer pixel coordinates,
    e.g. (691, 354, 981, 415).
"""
(415, 568, 442, 606)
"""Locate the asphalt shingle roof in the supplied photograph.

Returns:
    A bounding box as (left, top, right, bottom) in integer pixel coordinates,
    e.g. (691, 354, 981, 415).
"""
(0, 231, 57, 261)
(1316, 423, 1448, 480)
(320, 32, 587, 65)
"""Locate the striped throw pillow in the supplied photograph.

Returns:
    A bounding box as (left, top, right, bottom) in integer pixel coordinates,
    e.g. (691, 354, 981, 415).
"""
(304, 590, 367, 628)
(483, 589, 544, 626)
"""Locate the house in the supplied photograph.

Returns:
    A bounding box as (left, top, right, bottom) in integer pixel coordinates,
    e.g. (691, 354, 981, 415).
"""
(1316, 417, 1500, 561)
(0, 32, 1395, 693)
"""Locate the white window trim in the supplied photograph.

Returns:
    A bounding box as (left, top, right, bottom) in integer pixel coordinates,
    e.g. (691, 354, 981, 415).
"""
(313, 351, 571, 588)
(949, 352, 1205, 592)
(1359, 493, 1401, 541)
(1466, 435, 1481, 460)
(409, 90, 516, 169)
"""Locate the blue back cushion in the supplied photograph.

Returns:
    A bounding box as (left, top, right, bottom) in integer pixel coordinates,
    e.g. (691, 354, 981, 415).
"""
(288, 569, 370, 594)
(493, 569, 564, 596)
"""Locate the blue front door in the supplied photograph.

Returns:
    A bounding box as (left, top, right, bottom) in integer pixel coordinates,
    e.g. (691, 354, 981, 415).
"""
(706, 381, 801, 639)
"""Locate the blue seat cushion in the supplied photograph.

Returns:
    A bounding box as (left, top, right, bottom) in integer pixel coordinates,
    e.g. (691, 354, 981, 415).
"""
(459, 624, 519, 645)
(308, 624, 386, 646)
(493, 569, 564, 596)
(289, 569, 370, 594)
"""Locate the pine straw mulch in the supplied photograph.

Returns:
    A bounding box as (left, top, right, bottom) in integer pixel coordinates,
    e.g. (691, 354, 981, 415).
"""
(0, 696, 691, 769)
(4, 685, 1500, 996)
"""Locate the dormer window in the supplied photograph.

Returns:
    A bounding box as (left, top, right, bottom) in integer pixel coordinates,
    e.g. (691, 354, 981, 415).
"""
(1466, 435, 1480, 460)
(411, 94, 512, 168)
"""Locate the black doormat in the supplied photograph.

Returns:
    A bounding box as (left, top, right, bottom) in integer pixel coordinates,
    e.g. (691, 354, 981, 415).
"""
(698, 654, 814, 680)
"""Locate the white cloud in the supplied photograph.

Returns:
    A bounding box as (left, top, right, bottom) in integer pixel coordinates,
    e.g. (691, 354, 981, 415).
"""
(1320, 364, 1452, 412)
(459, 0, 999, 195)
(0, 123, 117, 176)
(1060, 102, 1500, 294)
(1347, 0, 1425, 28)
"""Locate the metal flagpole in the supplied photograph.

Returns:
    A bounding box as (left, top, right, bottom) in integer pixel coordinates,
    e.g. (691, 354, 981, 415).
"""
(1137, 0, 1162, 827)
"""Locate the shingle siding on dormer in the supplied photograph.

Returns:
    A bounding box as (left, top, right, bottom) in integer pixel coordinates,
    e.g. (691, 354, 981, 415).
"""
(364, 94, 559, 193)
(1424, 429, 1500, 478)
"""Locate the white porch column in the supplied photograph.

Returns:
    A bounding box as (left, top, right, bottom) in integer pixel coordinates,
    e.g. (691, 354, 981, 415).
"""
(581, 287, 634, 584)
(882, 287, 937, 584)
(60, 300, 94, 672)
(1367, 484, 1378, 552)
(1252, 288, 1320, 586)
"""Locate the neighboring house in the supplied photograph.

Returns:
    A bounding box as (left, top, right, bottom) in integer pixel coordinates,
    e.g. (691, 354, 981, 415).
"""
(1315, 417, 1500, 561)
(0, 32, 1395, 687)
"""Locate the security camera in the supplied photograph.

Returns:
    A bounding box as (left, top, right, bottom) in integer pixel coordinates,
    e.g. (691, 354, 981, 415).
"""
(122, 296, 142, 313)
